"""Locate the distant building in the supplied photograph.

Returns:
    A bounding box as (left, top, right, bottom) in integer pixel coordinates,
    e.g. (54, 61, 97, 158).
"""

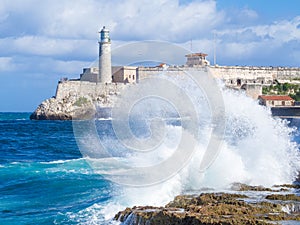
(258, 95, 295, 107)
(185, 53, 210, 67)
(112, 66, 137, 83)
(80, 67, 99, 82)
(241, 84, 262, 99)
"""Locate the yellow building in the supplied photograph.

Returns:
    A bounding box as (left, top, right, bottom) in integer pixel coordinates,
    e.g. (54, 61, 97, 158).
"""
(112, 66, 137, 83)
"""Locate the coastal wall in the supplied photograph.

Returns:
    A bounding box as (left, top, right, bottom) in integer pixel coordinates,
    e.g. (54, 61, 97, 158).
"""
(137, 67, 168, 80)
(209, 66, 300, 85)
(137, 66, 208, 80)
(137, 65, 300, 86)
(209, 66, 274, 86)
(31, 64, 300, 120)
(55, 80, 125, 106)
(271, 106, 300, 118)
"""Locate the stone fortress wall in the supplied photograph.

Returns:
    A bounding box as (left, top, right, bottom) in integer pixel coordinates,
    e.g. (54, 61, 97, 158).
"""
(55, 80, 125, 107)
(56, 65, 300, 103)
(209, 66, 300, 86)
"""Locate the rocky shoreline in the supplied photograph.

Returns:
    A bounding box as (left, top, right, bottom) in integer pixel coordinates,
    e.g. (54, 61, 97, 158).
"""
(30, 97, 96, 120)
(29, 93, 114, 120)
(115, 183, 300, 225)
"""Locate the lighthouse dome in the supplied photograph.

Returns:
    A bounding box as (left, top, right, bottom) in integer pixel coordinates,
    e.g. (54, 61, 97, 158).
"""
(100, 26, 110, 43)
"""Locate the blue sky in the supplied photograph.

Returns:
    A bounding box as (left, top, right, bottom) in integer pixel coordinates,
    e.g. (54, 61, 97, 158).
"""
(0, 0, 300, 112)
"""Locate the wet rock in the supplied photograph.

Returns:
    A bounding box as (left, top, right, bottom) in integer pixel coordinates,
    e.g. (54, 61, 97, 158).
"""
(273, 184, 300, 189)
(265, 194, 300, 201)
(116, 192, 300, 225)
(231, 182, 273, 192)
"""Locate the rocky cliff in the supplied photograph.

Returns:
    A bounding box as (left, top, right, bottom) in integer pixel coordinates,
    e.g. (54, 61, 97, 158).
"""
(30, 80, 125, 120)
(30, 95, 96, 120)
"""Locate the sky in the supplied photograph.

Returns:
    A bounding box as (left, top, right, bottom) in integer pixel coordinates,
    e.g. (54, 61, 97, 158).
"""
(0, 0, 300, 112)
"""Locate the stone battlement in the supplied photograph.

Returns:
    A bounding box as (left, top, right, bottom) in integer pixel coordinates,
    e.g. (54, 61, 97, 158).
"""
(55, 80, 125, 106)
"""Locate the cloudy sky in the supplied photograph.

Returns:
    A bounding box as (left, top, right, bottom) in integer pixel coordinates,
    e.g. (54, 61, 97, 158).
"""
(1, 0, 300, 111)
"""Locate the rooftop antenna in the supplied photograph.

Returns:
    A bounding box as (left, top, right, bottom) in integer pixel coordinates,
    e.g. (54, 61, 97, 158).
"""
(213, 31, 217, 66)
(190, 39, 193, 52)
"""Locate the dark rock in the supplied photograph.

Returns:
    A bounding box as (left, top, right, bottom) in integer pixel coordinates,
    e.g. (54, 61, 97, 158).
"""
(115, 192, 300, 225)
(231, 182, 273, 192)
(265, 194, 300, 201)
(30, 111, 72, 120)
(273, 183, 300, 189)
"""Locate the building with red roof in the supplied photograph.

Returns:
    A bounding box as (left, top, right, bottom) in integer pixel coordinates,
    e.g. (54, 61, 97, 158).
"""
(258, 95, 295, 107)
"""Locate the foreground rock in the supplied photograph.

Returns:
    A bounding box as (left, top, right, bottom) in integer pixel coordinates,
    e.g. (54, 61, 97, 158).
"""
(115, 192, 300, 225)
(30, 80, 124, 120)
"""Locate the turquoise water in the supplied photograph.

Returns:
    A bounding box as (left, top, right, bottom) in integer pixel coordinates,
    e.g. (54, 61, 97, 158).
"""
(0, 112, 299, 225)
(0, 113, 116, 224)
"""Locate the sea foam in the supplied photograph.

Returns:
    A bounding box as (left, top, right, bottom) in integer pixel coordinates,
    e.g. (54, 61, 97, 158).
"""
(76, 79, 300, 223)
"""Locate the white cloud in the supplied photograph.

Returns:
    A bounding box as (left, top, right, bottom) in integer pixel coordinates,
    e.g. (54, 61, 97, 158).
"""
(0, 0, 300, 73)
(0, 57, 15, 71)
(0, 36, 97, 59)
(218, 16, 300, 44)
(0, 55, 90, 79)
(210, 15, 300, 66)
(253, 16, 300, 43)
(241, 8, 258, 20)
(109, 0, 224, 41)
(0, 4, 9, 24)
(0, 0, 224, 41)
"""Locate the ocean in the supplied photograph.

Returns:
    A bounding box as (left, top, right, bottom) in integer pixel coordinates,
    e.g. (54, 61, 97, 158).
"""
(1, 89, 300, 224)
(0, 113, 118, 224)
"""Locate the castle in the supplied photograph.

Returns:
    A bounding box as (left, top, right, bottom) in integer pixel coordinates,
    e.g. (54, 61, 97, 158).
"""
(30, 26, 300, 120)
(76, 26, 300, 98)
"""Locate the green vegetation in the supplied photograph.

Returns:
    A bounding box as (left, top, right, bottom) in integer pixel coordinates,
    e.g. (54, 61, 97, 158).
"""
(73, 97, 89, 107)
(262, 81, 300, 101)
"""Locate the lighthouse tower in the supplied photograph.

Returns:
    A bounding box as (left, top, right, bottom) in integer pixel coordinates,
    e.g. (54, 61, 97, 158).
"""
(98, 26, 112, 83)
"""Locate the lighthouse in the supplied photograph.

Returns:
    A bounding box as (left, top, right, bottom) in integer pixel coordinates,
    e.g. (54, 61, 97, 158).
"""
(98, 26, 112, 83)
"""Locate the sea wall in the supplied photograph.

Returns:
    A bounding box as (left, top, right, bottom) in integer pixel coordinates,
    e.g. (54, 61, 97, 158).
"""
(271, 106, 300, 118)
